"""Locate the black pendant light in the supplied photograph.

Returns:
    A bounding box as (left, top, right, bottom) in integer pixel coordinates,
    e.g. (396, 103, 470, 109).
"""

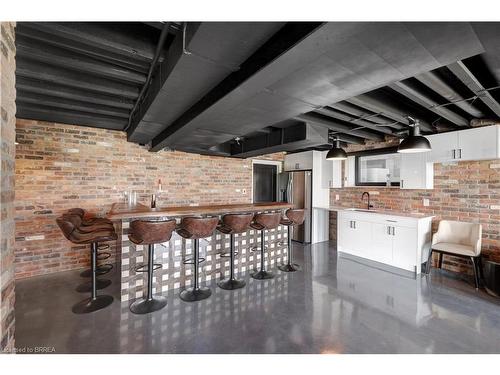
(397, 117, 431, 153)
(326, 136, 347, 160)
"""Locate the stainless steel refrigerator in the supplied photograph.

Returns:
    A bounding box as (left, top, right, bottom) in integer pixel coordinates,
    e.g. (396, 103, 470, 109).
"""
(278, 170, 312, 243)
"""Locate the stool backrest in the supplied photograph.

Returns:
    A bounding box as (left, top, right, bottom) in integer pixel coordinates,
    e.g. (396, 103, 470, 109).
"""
(67, 208, 85, 217)
(179, 216, 219, 239)
(286, 209, 306, 225)
(129, 219, 177, 245)
(56, 216, 76, 240)
(254, 212, 281, 230)
(222, 213, 254, 233)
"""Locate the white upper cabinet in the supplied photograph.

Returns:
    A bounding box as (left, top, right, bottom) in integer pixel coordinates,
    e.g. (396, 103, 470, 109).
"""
(320, 155, 342, 189)
(427, 125, 500, 163)
(458, 125, 500, 161)
(284, 151, 313, 171)
(400, 152, 433, 189)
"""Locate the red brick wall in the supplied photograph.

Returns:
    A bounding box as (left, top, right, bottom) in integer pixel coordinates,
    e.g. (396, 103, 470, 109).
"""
(14, 119, 284, 279)
(1, 21, 16, 353)
(329, 139, 500, 275)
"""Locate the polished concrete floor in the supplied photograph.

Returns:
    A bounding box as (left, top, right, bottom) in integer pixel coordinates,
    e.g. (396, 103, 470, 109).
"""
(15, 241, 500, 353)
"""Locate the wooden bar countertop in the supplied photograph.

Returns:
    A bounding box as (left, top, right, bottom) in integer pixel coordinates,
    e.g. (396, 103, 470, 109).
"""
(107, 202, 293, 220)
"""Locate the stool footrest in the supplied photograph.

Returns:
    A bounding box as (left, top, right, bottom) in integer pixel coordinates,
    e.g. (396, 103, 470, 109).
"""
(97, 252, 111, 261)
(134, 263, 162, 273)
(98, 244, 110, 251)
(182, 257, 206, 265)
(219, 251, 238, 258)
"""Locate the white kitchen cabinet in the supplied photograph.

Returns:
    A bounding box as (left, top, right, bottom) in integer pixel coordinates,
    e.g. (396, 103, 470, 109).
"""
(284, 151, 313, 171)
(392, 226, 418, 271)
(400, 152, 433, 189)
(320, 156, 342, 189)
(427, 125, 500, 163)
(337, 209, 433, 274)
(344, 156, 356, 187)
(457, 125, 500, 161)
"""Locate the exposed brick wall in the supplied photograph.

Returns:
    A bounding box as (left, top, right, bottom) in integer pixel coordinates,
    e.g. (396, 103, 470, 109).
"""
(14, 119, 284, 279)
(329, 138, 500, 275)
(0, 22, 16, 353)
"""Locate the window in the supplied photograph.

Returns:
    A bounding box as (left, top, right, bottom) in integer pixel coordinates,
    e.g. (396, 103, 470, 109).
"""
(354, 148, 400, 186)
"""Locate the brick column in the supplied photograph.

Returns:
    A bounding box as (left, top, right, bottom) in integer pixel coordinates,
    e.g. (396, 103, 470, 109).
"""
(1, 21, 16, 353)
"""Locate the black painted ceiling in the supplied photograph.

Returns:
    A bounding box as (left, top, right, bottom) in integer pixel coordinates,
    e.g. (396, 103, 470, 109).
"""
(15, 22, 500, 157)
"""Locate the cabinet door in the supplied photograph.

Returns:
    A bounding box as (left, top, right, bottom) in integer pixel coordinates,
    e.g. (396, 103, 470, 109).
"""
(338, 217, 357, 254)
(457, 125, 500, 161)
(351, 220, 371, 258)
(321, 157, 342, 188)
(370, 223, 394, 264)
(392, 226, 417, 272)
(400, 152, 433, 189)
(284, 151, 313, 171)
(427, 132, 458, 163)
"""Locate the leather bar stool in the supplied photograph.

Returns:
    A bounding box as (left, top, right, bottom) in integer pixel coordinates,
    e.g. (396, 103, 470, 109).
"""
(278, 209, 306, 272)
(56, 216, 116, 314)
(216, 213, 254, 290)
(250, 212, 282, 280)
(66, 209, 115, 278)
(62, 213, 114, 292)
(128, 219, 176, 314)
(177, 216, 219, 302)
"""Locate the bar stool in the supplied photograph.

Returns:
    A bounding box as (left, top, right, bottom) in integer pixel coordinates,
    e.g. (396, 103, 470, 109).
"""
(216, 213, 254, 290)
(128, 219, 177, 314)
(177, 216, 219, 302)
(56, 216, 116, 314)
(250, 212, 282, 280)
(66, 209, 115, 277)
(278, 209, 306, 272)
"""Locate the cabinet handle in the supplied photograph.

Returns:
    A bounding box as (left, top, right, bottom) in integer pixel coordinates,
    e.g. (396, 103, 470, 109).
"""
(387, 226, 391, 235)
(401, 179, 404, 188)
(353, 221, 356, 229)
(452, 149, 456, 159)
(392, 227, 396, 236)
(458, 148, 462, 159)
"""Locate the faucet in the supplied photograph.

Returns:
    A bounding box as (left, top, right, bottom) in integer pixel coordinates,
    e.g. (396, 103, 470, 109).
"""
(361, 192, 373, 210)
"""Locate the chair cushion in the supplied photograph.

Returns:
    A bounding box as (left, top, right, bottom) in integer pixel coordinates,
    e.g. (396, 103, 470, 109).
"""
(432, 242, 477, 256)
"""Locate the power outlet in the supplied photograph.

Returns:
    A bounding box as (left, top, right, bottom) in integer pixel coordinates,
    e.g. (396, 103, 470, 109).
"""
(423, 198, 430, 207)
(335, 194, 340, 201)
(242, 189, 247, 195)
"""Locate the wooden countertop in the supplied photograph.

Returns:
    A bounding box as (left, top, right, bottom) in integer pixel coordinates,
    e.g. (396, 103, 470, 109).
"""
(107, 202, 293, 220)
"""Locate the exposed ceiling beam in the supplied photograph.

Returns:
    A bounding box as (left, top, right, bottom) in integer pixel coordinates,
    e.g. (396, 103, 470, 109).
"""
(328, 102, 400, 127)
(16, 77, 134, 110)
(17, 105, 126, 130)
(16, 38, 147, 85)
(447, 60, 500, 117)
(149, 22, 322, 151)
(17, 91, 130, 119)
(313, 107, 398, 135)
(346, 94, 434, 132)
(16, 58, 139, 99)
(16, 24, 151, 74)
(19, 22, 160, 62)
(415, 71, 484, 118)
(389, 81, 469, 126)
(296, 113, 384, 141)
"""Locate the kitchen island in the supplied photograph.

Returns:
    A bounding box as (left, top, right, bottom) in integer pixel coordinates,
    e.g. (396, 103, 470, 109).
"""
(316, 206, 434, 274)
(108, 202, 292, 301)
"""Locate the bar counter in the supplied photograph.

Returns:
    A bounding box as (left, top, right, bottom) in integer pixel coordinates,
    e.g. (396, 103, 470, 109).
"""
(108, 201, 292, 302)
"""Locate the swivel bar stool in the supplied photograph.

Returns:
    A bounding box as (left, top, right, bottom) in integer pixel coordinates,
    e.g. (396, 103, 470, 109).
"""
(128, 219, 177, 314)
(177, 216, 219, 302)
(56, 216, 116, 314)
(67, 208, 115, 278)
(278, 209, 306, 272)
(250, 212, 282, 280)
(62, 213, 114, 293)
(217, 213, 254, 290)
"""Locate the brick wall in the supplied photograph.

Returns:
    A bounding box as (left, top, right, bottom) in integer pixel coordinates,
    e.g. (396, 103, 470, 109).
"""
(329, 138, 500, 275)
(14, 118, 284, 279)
(1, 22, 16, 353)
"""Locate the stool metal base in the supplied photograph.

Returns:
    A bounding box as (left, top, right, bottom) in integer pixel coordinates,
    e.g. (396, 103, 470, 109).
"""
(130, 296, 167, 314)
(76, 279, 111, 293)
(72, 295, 114, 314)
(179, 287, 212, 302)
(251, 270, 275, 280)
(218, 278, 246, 290)
(278, 263, 300, 272)
(80, 263, 113, 278)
